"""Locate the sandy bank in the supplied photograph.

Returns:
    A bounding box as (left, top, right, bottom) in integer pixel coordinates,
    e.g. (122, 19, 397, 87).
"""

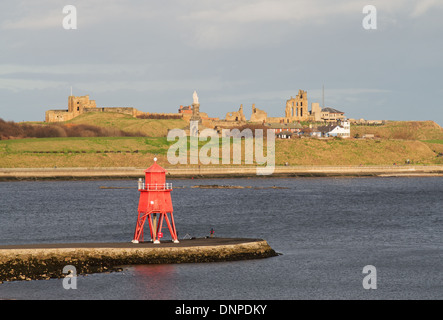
(0, 165, 442, 180)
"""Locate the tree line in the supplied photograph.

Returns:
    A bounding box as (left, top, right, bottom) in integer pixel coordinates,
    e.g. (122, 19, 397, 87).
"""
(0, 118, 144, 140)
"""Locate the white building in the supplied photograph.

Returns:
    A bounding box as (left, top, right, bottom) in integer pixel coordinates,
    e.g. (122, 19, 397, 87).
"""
(326, 120, 350, 138)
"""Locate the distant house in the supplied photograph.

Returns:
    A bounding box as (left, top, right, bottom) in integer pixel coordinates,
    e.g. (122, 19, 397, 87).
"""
(265, 122, 302, 134)
(302, 120, 350, 138)
(326, 120, 350, 138)
(300, 127, 321, 138)
(178, 105, 192, 114)
(315, 125, 337, 137)
(276, 131, 294, 139)
(321, 107, 345, 122)
(310, 129, 322, 138)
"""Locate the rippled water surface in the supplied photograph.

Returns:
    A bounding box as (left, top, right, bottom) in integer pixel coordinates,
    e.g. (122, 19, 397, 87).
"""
(0, 177, 442, 299)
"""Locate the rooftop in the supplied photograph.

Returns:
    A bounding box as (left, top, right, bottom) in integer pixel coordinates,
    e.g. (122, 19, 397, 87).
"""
(265, 122, 303, 129)
(322, 107, 344, 114)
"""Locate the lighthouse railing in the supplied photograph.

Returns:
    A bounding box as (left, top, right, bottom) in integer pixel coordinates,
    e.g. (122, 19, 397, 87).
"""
(138, 179, 172, 190)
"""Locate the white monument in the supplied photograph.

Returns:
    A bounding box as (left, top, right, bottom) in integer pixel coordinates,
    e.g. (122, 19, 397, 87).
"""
(191, 91, 202, 123)
(193, 91, 199, 105)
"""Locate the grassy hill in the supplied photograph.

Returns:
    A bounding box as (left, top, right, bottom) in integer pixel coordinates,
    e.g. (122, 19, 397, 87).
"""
(351, 121, 443, 140)
(275, 138, 441, 166)
(2, 112, 187, 138)
(350, 121, 443, 162)
(66, 112, 187, 137)
(1, 136, 442, 168)
(1, 117, 442, 168)
(66, 115, 443, 141)
(0, 137, 172, 168)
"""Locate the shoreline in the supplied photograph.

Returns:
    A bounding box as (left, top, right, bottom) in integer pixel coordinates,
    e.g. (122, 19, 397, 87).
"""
(1, 165, 443, 180)
(0, 238, 277, 282)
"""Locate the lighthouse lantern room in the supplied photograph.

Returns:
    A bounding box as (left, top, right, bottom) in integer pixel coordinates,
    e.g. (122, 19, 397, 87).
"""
(132, 158, 179, 244)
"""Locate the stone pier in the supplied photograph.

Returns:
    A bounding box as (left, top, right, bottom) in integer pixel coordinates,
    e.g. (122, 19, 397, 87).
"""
(0, 238, 278, 282)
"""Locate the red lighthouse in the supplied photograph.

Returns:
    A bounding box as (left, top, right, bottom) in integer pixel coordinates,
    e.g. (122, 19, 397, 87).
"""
(132, 158, 179, 244)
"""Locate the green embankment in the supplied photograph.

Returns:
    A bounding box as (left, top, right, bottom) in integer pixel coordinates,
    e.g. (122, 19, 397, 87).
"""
(66, 112, 187, 137)
(1, 136, 442, 168)
(351, 120, 443, 140)
(1, 116, 442, 168)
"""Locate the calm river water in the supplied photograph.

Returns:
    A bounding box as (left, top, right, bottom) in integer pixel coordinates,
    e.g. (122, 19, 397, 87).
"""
(0, 177, 442, 300)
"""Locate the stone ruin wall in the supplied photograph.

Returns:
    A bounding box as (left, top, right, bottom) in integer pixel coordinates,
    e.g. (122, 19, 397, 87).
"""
(45, 110, 76, 122)
(250, 104, 267, 123)
(225, 104, 246, 122)
(83, 107, 138, 117)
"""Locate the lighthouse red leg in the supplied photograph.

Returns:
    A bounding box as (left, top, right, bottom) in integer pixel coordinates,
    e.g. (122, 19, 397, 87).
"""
(133, 212, 147, 243)
(164, 212, 179, 243)
(170, 212, 178, 240)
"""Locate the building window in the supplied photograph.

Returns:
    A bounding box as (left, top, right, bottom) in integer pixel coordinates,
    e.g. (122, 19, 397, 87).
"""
(77, 107, 79, 111)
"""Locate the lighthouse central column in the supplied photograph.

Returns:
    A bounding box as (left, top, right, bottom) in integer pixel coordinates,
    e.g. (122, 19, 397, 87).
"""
(152, 213, 159, 243)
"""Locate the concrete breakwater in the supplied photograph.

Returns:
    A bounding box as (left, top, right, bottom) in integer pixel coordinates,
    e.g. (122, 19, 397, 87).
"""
(1, 165, 443, 180)
(0, 238, 278, 283)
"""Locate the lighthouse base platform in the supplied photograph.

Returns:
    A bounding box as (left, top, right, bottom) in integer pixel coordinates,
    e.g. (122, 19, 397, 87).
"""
(0, 238, 278, 282)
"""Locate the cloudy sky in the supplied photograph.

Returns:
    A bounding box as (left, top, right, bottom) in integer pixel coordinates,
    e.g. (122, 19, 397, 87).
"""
(1, 0, 442, 125)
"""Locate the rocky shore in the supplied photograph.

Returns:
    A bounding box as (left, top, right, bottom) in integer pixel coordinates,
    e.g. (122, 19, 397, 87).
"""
(0, 238, 278, 283)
